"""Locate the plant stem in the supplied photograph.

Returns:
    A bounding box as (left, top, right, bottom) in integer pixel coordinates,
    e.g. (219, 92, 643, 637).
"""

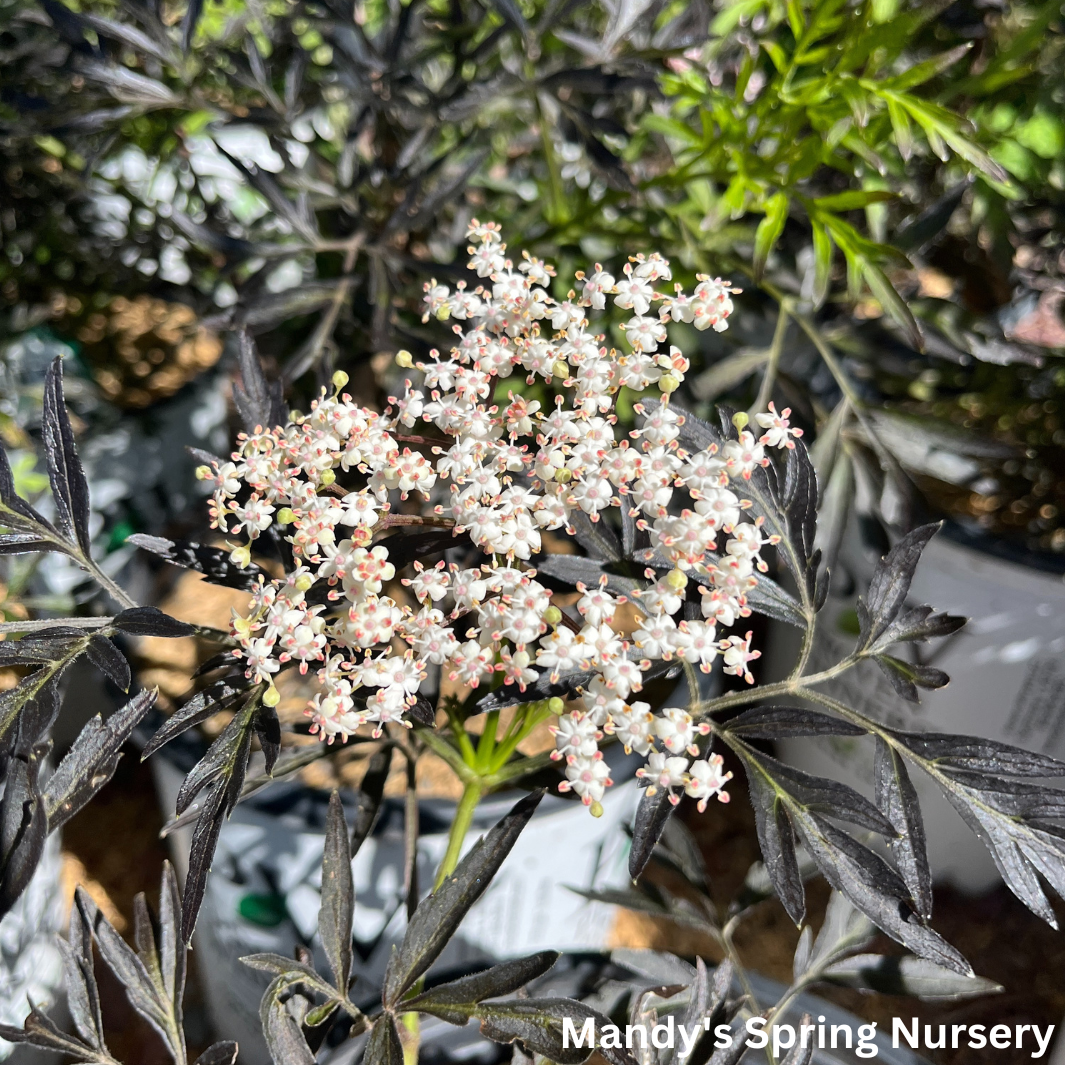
(475, 709, 500, 772)
(695, 655, 859, 718)
(0, 615, 114, 634)
(75, 550, 137, 610)
(749, 300, 791, 419)
(788, 615, 817, 682)
(434, 780, 482, 890)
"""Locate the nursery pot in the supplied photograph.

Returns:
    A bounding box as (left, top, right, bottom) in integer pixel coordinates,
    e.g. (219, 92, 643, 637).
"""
(152, 739, 644, 1065)
(0, 833, 68, 1065)
(773, 521, 1065, 891)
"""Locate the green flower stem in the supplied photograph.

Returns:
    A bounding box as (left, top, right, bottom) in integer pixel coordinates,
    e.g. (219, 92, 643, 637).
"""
(490, 699, 555, 768)
(475, 709, 500, 772)
(485, 748, 555, 788)
(417, 728, 476, 783)
(434, 780, 483, 890)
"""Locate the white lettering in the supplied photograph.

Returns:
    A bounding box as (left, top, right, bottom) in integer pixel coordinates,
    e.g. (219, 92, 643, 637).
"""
(714, 1025, 733, 1049)
(745, 1018, 768, 1049)
(991, 1026, 1012, 1049)
(893, 1018, 919, 1050)
(772, 1025, 796, 1058)
(677, 1024, 701, 1060)
(856, 1024, 877, 1059)
(626, 1025, 648, 1050)
(1032, 1026, 1056, 1059)
(651, 1017, 674, 1050)
(562, 1018, 594, 1050)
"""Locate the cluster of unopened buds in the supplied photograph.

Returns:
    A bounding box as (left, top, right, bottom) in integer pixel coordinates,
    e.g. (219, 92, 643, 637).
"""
(201, 221, 803, 815)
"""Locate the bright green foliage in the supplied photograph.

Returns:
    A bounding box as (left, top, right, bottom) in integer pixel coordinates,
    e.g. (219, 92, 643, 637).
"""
(642, 0, 1021, 345)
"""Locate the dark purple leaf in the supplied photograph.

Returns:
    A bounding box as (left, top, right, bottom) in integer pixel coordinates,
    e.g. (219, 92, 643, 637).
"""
(42, 357, 92, 556)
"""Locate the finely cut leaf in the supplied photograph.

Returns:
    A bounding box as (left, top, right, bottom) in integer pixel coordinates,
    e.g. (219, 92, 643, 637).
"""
(724, 706, 866, 740)
(41, 357, 92, 556)
(320, 792, 354, 995)
(823, 954, 1000, 1000)
(406, 952, 560, 1024)
(195, 1042, 239, 1065)
(364, 1015, 403, 1065)
(629, 784, 676, 880)
(86, 634, 131, 692)
(477, 1000, 636, 1065)
(382, 790, 544, 1006)
(113, 607, 196, 638)
(874, 739, 933, 918)
(45, 688, 157, 831)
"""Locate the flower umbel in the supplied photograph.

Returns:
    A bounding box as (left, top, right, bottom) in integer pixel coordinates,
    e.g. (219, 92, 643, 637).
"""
(210, 222, 762, 809)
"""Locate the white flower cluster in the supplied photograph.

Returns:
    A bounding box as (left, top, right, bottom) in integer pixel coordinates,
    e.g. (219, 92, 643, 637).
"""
(202, 221, 803, 814)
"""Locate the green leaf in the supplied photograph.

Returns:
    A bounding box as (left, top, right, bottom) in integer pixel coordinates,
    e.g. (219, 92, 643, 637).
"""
(885, 44, 972, 92)
(861, 258, 922, 352)
(692, 350, 769, 402)
(1017, 112, 1065, 160)
(641, 114, 702, 148)
(887, 93, 1009, 183)
(813, 190, 896, 212)
(886, 98, 915, 160)
(753, 193, 788, 279)
(809, 220, 833, 308)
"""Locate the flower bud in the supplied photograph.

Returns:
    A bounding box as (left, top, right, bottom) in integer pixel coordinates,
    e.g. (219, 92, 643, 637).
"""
(543, 605, 563, 627)
(320, 468, 337, 486)
(232, 615, 252, 636)
(350, 526, 373, 547)
(395, 350, 414, 368)
(332, 370, 349, 391)
(732, 411, 749, 430)
(665, 568, 688, 591)
(230, 544, 251, 569)
(435, 305, 451, 321)
(551, 359, 571, 380)
(295, 573, 314, 592)
(276, 507, 296, 525)
(659, 373, 680, 393)
(589, 800, 604, 818)
(548, 697, 565, 716)
(553, 468, 573, 484)
(194, 464, 212, 481)
(262, 684, 281, 708)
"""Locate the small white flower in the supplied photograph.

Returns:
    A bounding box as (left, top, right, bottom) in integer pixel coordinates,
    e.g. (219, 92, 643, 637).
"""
(637, 752, 689, 804)
(755, 402, 804, 449)
(685, 754, 733, 811)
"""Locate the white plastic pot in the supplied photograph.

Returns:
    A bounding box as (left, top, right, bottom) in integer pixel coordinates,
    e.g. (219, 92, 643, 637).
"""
(775, 525, 1065, 891)
(0, 834, 67, 1063)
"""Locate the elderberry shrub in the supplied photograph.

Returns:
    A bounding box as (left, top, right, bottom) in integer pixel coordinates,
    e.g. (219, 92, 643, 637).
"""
(3, 223, 1065, 1065)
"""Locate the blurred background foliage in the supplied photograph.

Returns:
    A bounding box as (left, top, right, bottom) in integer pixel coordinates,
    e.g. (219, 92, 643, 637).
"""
(1, 0, 1064, 613)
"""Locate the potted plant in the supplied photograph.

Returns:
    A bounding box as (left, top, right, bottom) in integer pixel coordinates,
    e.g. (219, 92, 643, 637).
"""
(4, 220, 1065, 1064)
